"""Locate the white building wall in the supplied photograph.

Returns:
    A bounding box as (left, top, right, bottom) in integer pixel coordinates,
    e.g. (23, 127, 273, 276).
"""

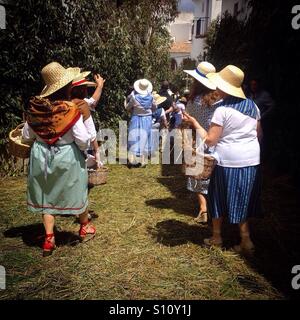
(191, 0, 222, 61)
(190, 0, 251, 62)
(170, 23, 192, 42)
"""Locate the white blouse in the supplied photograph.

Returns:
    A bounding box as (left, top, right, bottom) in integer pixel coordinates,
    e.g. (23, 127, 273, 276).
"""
(83, 115, 97, 142)
(22, 115, 91, 151)
(211, 106, 261, 167)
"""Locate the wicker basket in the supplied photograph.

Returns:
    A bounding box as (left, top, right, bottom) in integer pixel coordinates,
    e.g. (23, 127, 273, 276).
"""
(88, 166, 109, 186)
(9, 123, 32, 159)
(183, 154, 217, 180)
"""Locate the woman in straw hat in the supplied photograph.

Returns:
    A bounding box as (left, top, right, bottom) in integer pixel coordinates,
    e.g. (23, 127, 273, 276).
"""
(183, 62, 220, 224)
(126, 79, 156, 168)
(22, 62, 96, 256)
(183, 65, 262, 253)
(152, 92, 168, 129)
(71, 71, 105, 169)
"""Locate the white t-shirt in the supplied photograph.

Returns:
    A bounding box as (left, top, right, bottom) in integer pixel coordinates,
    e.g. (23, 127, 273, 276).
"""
(211, 105, 261, 167)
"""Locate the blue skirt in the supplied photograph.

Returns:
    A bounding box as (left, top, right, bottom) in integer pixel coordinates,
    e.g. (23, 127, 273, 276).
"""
(128, 115, 152, 157)
(27, 141, 88, 215)
(208, 165, 261, 223)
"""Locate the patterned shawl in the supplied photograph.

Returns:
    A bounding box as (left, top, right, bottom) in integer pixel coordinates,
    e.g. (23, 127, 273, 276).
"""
(214, 96, 258, 119)
(26, 96, 81, 145)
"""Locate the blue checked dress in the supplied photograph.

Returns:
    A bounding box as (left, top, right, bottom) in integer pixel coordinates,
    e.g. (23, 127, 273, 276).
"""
(185, 95, 217, 194)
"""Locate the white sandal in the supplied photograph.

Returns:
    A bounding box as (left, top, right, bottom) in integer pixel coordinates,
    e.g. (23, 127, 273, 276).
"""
(194, 211, 208, 223)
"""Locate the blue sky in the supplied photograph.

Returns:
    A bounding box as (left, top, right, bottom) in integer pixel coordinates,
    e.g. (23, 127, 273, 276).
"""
(178, 0, 194, 12)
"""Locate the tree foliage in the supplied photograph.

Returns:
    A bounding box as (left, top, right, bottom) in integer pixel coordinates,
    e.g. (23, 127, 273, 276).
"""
(0, 0, 178, 151)
(205, 0, 300, 183)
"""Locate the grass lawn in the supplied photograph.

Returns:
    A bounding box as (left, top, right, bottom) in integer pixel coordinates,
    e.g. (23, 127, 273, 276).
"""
(0, 163, 298, 300)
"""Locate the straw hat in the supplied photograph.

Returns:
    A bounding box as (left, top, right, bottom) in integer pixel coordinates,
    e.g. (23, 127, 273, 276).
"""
(72, 71, 97, 87)
(39, 62, 81, 97)
(134, 79, 153, 95)
(179, 96, 187, 104)
(207, 65, 246, 99)
(184, 62, 216, 90)
(153, 91, 167, 105)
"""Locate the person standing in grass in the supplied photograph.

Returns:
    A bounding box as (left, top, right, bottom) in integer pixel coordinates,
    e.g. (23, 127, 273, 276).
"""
(71, 71, 105, 220)
(183, 62, 219, 223)
(126, 79, 156, 168)
(22, 62, 96, 256)
(183, 65, 262, 254)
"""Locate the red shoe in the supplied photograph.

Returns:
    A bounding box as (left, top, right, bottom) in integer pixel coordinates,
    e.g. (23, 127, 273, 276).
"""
(42, 233, 56, 257)
(79, 221, 96, 242)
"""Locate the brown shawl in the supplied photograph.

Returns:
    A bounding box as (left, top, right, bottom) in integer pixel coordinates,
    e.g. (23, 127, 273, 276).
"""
(26, 97, 83, 145)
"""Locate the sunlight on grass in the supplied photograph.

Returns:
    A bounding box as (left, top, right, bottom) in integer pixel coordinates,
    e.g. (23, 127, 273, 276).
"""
(0, 165, 282, 300)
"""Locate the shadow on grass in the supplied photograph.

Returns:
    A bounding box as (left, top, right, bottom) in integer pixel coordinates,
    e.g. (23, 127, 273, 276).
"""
(147, 219, 211, 246)
(236, 169, 300, 300)
(145, 163, 198, 217)
(149, 166, 300, 299)
(3, 223, 81, 248)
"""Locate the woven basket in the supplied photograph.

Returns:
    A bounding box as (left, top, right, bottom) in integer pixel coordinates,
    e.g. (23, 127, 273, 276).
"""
(88, 166, 109, 186)
(181, 127, 217, 180)
(9, 124, 32, 159)
(183, 153, 217, 180)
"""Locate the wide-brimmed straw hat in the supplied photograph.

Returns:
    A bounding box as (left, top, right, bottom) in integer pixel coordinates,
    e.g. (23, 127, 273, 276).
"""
(178, 96, 187, 104)
(207, 65, 246, 99)
(134, 79, 153, 95)
(153, 91, 167, 105)
(72, 71, 96, 87)
(184, 62, 216, 90)
(39, 62, 81, 97)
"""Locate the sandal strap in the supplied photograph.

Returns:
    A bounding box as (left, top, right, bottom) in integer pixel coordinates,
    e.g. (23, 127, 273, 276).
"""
(43, 234, 55, 250)
(45, 233, 54, 239)
(79, 223, 96, 237)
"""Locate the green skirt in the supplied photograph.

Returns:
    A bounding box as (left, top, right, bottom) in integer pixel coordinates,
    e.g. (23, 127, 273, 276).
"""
(27, 141, 88, 215)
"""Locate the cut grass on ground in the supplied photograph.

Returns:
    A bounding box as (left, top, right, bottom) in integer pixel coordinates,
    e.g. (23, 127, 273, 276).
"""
(0, 163, 298, 299)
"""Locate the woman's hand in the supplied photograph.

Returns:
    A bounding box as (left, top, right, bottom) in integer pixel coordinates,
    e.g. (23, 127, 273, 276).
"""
(182, 112, 200, 129)
(94, 74, 105, 89)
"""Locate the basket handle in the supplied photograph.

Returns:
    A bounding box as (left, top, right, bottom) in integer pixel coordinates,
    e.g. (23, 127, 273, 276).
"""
(15, 123, 25, 130)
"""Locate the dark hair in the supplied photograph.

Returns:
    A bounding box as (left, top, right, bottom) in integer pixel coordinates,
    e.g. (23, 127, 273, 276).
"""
(161, 80, 169, 90)
(188, 80, 219, 107)
(47, 82, 72, 101)
(71, 85, 87, 100)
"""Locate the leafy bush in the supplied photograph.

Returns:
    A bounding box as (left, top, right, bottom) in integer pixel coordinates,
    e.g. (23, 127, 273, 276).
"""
(205, 0, 300, 184)
(0, 0, 178, 174)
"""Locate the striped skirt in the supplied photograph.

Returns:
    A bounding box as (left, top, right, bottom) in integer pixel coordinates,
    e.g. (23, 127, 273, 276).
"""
(208, 165, 261, 224)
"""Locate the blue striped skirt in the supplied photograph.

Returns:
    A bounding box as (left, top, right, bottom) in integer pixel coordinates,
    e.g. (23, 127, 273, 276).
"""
(128, 115, 152, 157)
(208, 165, 261, 224)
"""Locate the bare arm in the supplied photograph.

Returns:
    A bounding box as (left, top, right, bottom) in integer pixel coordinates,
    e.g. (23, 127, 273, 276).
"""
(206, 124, 223, 146)
(182, 112, 223, 146)
(91, 74, 105, 105)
